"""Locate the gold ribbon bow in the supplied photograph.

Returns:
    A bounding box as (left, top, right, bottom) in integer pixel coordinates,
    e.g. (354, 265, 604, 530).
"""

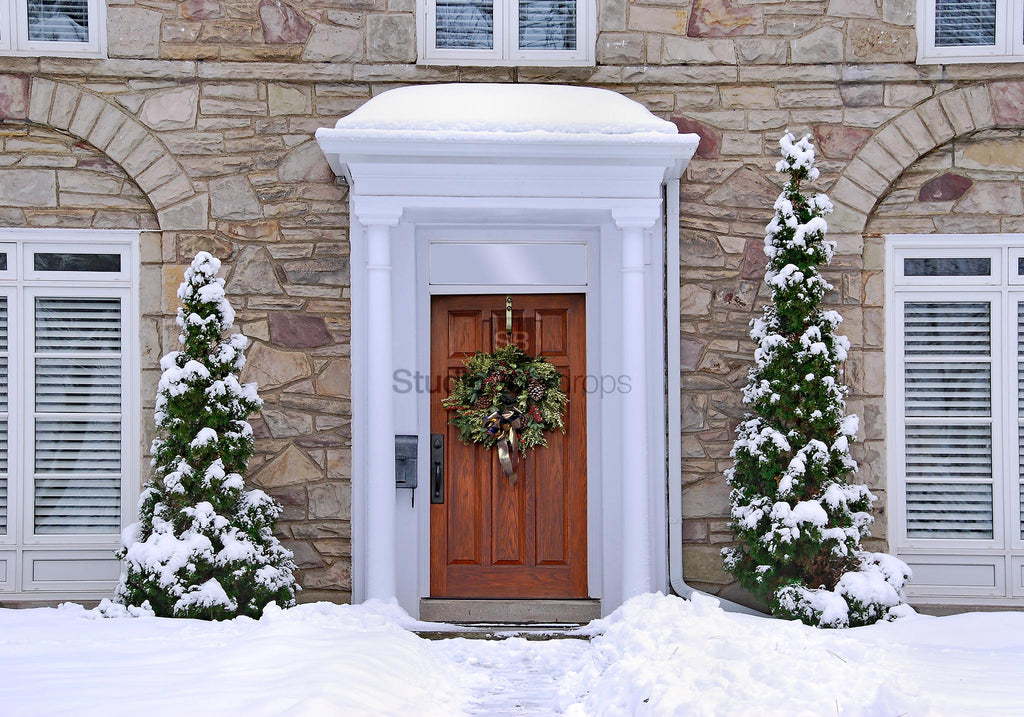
(483, 408, 524, 485)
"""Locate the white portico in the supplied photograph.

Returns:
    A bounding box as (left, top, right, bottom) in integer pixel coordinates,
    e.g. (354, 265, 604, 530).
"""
(317, 84, 698, 617)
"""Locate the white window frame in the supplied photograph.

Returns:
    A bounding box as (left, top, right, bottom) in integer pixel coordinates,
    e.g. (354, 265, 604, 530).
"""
(917, 0, 1024, 63)
(887, 234, 1024, 605)
(0, 0, 105, 58)
(0, 229, 138, 600)
(418, 0, 595, 66)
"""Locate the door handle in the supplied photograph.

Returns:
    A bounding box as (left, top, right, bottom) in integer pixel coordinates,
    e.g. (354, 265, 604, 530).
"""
(430, 433, 444, 504)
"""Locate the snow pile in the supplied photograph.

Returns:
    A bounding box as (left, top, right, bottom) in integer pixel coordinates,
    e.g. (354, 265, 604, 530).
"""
(325, 83, 692, 144)
(559, 593, 920, 716)
(0, 601, 470, 717)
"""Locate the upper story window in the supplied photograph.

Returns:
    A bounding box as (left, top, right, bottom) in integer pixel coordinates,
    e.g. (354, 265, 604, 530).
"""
(418, 0, 594, 66)
(0, 0, 104, 57)
(919, 0, 1024, 63)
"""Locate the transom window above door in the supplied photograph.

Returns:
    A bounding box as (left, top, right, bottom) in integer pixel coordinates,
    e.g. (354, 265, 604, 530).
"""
(919, 0, 1024, 63)
(0, 0, 105, 57)
(418, 0, 594, 65)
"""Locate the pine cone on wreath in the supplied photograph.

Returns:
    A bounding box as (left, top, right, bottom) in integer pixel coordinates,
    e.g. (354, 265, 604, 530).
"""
(527, 379, 544, 402)
(475, 395, 491, 409)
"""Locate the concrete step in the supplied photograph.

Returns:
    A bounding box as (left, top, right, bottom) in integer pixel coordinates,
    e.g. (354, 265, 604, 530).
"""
(419, 598, 601, 624)
(415, 623, 591, 641)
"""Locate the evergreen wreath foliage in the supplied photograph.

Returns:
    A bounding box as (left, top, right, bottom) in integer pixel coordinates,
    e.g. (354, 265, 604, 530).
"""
(722, 133, 911, 628)
(443, 344, 567, 450)
(116, 252, 297, 620)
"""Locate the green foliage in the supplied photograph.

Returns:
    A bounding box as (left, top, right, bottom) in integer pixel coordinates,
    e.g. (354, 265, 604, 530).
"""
(442, 344, 567, 450)
(722, 134, 908, 627)
(116, 252, 296, 620)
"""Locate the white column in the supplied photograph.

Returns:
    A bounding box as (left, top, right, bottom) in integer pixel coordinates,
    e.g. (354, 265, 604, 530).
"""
(614, 209, 658, 600)
(360, 207, 402, 601)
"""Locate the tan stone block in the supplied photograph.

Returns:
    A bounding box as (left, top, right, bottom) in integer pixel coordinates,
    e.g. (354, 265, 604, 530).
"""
(662, 37, 734, 63)
(958, 140, 1024, 172)
(88, 104, 128, 151)
(28, 78, 55, 124)
(140, 86, 199, 130)
(68, 92, 105, 139)
(791, 27, 844, 64)
(894, 111, 934, 155)
(855, 140, 903, 183)
(939, 91, 975, 136)
(308, 482, 351, 520)
(161, 264, 187, 312)
(916, 98, 955, 144)
(302, 25, 363, 62)
(628, 4, 688, 34)
(682, 545, 731, 585)
(157, 192, 209, 231)
(254, 445, 322, 488)
(49, 83, 81, 130)
(875, 123, 917, 167)
(242, 342, 312, 389)
(963, 84, 995, 129)
(122, 136, 166, 177)
(315, 359, 351, 398)
(136, 155, 181, 195)
(149, 173, 195, 209)
(720, 85, 774, 109)
(269, 83, 310, 116)
(105, 120, 149, 164)
(680, 283, 714, 316)
(832, 176, 876, 215)
(844, 157, 889, 196)
(139, 266, 162, 314)
(0, 170, 56, 207)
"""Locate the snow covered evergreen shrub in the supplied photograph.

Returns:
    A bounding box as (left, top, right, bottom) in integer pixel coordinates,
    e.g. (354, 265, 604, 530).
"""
(722, 134, 911, 628)
(116, 252, 297, 620)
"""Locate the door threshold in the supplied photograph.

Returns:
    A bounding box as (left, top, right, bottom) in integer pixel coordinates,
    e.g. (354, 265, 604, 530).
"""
(419, 598, 601, 624)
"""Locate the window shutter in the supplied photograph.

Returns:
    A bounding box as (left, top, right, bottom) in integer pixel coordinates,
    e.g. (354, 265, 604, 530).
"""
(435, 0, 494, 48)
(1019, 302, 1024, 540)
(33, 296, 122, 535)
(518, 0, 576, 49)
(904, 301, 994, 540)
(27, 0, 90, 42)
(934, 0, 997, 46)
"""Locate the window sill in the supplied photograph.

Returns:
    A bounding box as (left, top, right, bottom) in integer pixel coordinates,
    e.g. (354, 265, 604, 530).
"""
(417, 56, 595, 67)
(918, 52, 1024, 64)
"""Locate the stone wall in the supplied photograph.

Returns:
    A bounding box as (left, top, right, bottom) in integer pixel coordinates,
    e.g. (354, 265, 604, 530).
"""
(2, 0, 1024, 605)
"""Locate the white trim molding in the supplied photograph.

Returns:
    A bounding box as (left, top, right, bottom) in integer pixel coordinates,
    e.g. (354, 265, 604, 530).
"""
(887, 233, 1024, 606)
(318, 85, 698, 616)
(0, 229, 139, 601)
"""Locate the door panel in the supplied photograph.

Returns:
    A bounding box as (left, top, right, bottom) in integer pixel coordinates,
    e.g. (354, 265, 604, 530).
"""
(430, 293, 587, 598)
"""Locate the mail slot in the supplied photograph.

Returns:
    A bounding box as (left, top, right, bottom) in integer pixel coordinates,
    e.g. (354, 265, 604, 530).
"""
(395, 435, 417, 489)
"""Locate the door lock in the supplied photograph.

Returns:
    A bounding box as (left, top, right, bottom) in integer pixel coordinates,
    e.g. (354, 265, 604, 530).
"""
(430, 433, 444, 504)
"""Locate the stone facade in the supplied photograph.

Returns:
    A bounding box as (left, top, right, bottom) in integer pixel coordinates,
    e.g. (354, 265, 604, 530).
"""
(2, 0, 1024, 606)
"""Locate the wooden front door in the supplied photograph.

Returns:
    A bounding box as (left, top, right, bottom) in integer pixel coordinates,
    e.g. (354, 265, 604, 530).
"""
(430, 294, 587, 598)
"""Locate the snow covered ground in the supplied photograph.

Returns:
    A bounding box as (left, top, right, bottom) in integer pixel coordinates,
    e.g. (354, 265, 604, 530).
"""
(0, 593, 1021, 717)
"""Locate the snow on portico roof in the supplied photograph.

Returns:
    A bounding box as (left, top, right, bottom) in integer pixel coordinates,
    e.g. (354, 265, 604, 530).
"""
(323, 83, 688, 144)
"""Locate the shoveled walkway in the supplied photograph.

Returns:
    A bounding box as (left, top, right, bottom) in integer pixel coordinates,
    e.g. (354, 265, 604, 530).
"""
(425, 628, 592, 716)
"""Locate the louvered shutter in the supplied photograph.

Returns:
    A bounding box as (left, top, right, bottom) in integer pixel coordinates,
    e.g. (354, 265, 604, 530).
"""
(934, 0, 997, 46)
(27, 0, 89, 42)
(33, 297, 122, 535)
(435, 0, 494, 49)
(904, 301, 994, 539)
(0, 296, 7, 536)
(518, 0, 576, 49)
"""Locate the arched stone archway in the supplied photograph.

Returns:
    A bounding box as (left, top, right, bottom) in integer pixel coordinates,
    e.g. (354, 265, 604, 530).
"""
(829, 83, 1024, 235)
(22, 78, 208, 231)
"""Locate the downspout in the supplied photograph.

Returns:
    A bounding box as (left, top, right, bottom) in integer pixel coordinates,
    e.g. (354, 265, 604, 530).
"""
(664, 178, 766, 617)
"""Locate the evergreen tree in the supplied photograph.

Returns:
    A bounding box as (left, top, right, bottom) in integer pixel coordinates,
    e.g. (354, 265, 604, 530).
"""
(722, 133, 911, 627)
(116, 252, 297, 619)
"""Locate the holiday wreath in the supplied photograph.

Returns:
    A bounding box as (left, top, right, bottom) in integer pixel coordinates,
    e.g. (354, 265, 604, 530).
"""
(442, 344, 567, 481)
